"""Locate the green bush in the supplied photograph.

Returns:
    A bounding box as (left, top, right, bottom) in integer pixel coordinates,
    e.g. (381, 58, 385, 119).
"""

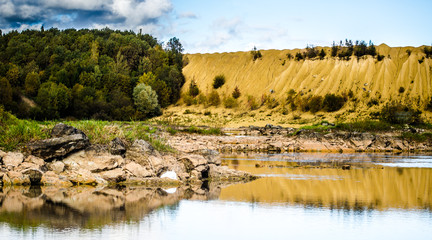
(322, 94, 346, 112)
(426, 97, 432, 111)
(207, 90, 220, 106)
(183, 93, 196, 106)
(380, 102, 422, 124)
(224, 96, 238, 108)
(213, 75, 226, 89)
(308, 96, 323, 113)
(251, 46, 262, 61)
(188, 80, 200, 97)
(399, 87, 405, 93)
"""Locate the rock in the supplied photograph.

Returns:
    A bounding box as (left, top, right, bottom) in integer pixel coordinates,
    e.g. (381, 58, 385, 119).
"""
(67, 169, 97, 185)
(2, 152, 24, 168)
(109, 137, 126, 156)
(51, 123, 87, 138)
(41, 171, 73, 187)
(124, 162, 153, 178)
(63, 151, 124, 173)
(22, 169, 43, 184)
(126, 140, 166, 175)
(27, 134, 90, 160)
(7, 171, 31, 185)
(209, 165, 256, 181)
(179, 154, 207, 171)
(0, 150, 6, 159)
(49, 161, 65, 174)
(24, 155, 45, 167)
(192, 149, 221, 165)
(100, 168, 125, 182)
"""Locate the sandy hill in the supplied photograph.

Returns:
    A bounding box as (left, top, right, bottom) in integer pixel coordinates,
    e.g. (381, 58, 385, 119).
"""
(183, 45, 431, 104)
(156, 45, 432, 127)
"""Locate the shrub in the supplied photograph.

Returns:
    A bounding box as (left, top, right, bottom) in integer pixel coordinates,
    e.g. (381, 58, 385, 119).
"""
(319, 49, 326, 60)
(232, 86, 241, 99)
(251, 46, 262, 61)
(426, 97, 432, 111)
(247, 95, 259, 110)
(418, 57, 424, 64)
(197, 93, 207, 105)
(295, 52, 304, 61)
(207, 90, 220, 106)
(183, 93, 196, 106)
(133, 83, 161, 117)
(423, 46, 432, 58)
(380, 102, 422, 124)
(377, 54, 385, 61)
(322, 94, 346, 112)
(308, 96, 323, 113)
(224, 96, 238, 108)
(213, 74, 226, 89)
(286, 53, 293, 60)
(399, 87, 405, 94)
(367, 98, 379, 107)
(188, 80, 200, 97)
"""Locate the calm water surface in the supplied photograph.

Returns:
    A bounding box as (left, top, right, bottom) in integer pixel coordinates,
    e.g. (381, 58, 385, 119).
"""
(1, 153, 431, 240)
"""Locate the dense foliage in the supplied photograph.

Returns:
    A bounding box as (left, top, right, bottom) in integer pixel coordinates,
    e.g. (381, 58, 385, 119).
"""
(0, 28, 185, 120)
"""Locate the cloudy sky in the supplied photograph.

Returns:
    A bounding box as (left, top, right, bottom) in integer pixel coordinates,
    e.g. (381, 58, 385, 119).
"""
(1, 0, 431, 53)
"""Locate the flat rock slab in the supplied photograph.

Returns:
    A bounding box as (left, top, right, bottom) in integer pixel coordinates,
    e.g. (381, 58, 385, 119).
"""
(27, 134, 90, 160)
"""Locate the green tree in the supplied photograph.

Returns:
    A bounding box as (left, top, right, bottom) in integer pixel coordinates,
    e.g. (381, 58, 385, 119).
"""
(213, 74, 226, 89)
(188, 80, 200, 97)
(0, 77, 13, 107)
(24, 72, 41, 97)
(133, 83, 160, 117)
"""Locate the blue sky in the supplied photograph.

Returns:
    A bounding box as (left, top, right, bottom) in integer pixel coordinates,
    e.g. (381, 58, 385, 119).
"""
(1, 0, 431, 53)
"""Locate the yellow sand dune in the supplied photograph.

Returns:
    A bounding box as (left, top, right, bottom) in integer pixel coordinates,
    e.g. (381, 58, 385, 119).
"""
(183, 45, 431, 105)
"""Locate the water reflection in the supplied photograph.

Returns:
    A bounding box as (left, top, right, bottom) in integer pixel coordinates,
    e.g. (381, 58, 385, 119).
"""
(221, 153, 432, 211)
(0, 183, 222, 230)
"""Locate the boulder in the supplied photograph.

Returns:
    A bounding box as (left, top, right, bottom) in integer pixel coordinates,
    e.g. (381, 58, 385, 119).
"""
(22, 169, 43, 184)
(41, 171, 73, 187)
(209, 165, 256, 181)
(109, 137, 126, 156)
(2, 152, 24, 168)
(24, 155, 45, 167)
(51, 123, 87, 138)
(49, 161, 65, 174)
(124, 162, 153, 178)
(63, 150, 124, 173)
(100, 168, 126, 182)
(126, 140, 166, 175)
(67, 169, 97, 185)
(7, 171, 31, 185)
(27, 134, 90, 160)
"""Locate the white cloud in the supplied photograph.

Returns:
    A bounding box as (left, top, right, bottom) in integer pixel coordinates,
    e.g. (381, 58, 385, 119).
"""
(177, 12, 197, 19)
(0, 0, 16, 17)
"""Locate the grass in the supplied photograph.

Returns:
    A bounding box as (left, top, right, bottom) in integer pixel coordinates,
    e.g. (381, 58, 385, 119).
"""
(181, 126, 223, 135)
(0, 107, 173, 152)
(400, 132, 432, 142)
(335, 120, 394, 132)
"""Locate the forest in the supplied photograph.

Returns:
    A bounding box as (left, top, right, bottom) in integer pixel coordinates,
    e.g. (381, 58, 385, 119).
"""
(0, 28, 185, 120)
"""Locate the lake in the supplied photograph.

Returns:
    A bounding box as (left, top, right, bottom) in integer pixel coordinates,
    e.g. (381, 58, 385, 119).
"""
(1, 153, 431, 240)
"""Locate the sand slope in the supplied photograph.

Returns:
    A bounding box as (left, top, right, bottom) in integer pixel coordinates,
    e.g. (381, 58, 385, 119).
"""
(183, 45, 431, 105)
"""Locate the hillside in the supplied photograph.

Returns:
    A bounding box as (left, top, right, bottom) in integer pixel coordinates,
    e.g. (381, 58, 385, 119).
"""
(155, 44, 432, 127)
(183, 44, 431, 103)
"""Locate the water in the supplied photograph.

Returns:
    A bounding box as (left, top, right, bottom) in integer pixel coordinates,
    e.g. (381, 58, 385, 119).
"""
(1, 153, 431, 240)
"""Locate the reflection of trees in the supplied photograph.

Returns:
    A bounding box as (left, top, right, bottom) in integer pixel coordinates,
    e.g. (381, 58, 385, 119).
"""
(0, 183, 223, 230)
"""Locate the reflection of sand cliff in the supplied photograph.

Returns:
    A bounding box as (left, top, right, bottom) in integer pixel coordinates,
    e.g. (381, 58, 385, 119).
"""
(0, 184, 221, 229)
(220, 161, 432, 210)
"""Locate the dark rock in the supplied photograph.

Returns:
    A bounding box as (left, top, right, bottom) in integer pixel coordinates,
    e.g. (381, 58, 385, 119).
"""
(342, 165, 351, 170)
(109, 137, 126, 156)
(51, 123, 87, 138)
(22, 168, 43, 184)
(27, 134, 90, 161)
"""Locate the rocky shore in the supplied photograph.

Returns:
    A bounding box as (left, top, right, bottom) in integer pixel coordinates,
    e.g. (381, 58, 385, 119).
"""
(168, 124, 432, 153)
(0, 123, 256, 187)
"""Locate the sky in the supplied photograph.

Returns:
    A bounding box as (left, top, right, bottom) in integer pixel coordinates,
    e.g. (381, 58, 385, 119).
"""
(0, 0, 431, 53)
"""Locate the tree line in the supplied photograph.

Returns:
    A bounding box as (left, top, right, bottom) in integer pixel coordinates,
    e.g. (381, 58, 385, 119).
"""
(0, 28, 185, 120)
